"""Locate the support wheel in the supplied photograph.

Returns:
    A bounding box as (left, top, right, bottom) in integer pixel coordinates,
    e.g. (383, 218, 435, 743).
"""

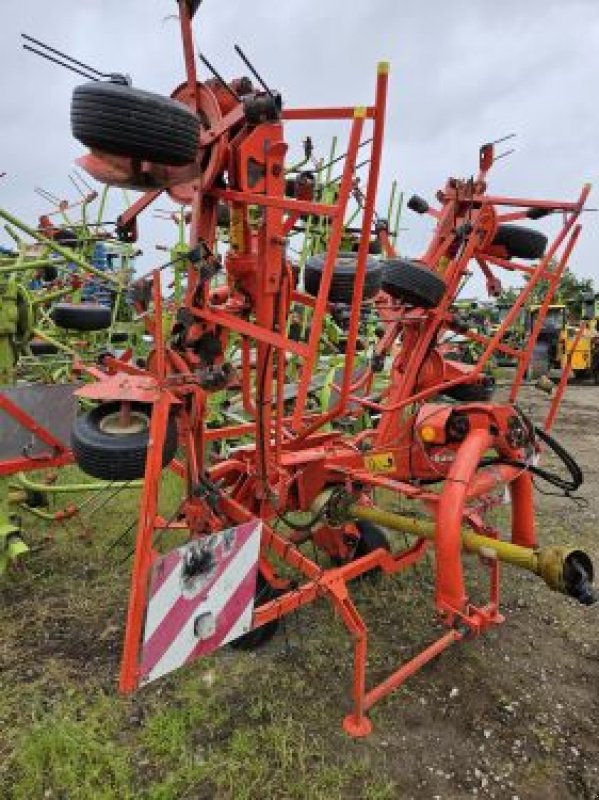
(491, 225, 548, 260)
(109, 331, 130, 344)
(229, 573, 281, 650)
(50, 303, 112, 332)
(71, 401, 178, 481)
(442, 376, 495, 402)
(71, 82, 201, 166)
(352, 521, 390, 580)
(304, 254, 383, 303)
(29, 339, 59, 356)
(381, 259, 446, 308)
(14, 285, 34, 352)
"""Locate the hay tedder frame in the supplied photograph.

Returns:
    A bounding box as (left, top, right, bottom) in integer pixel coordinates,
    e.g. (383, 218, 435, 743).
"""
(38, 0, 595, 736)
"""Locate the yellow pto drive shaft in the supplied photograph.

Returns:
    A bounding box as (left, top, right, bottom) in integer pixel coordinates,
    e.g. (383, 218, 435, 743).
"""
(346, 502, 597, 606)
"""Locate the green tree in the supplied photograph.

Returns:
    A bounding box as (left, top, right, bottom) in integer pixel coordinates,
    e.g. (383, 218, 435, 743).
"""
(496, 286, 519, 306)
(522, 266, 593, 310)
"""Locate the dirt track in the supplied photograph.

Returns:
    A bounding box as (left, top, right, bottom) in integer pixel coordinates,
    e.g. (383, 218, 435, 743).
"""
(376, 381, 599, 799)
(0, 383, 597, 799)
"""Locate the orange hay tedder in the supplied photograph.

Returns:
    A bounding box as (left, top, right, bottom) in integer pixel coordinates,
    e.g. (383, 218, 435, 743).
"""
(41, 0, 595, 736)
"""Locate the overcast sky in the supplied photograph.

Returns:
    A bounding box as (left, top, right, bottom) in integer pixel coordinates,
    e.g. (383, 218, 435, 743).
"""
(1, 0, 598, 295)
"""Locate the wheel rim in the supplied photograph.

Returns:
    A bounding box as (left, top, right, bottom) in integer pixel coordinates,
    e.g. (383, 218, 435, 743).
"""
(99, 410, 149, 436)
(167, 81, 226, 203)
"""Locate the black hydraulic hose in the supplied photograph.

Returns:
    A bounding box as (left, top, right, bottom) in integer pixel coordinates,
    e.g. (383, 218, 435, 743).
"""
(480, 425, 583, 495)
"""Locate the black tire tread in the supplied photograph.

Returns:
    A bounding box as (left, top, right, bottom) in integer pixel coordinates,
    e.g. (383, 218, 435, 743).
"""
(442, 377, 495, 402)
(304, 253, 382, 303)
(381, 258, 446, 308)
(491, 225, 548, 260)
(71, 401, 178, 481)
(229, 573, 281, 650)
(50, 303, 112, 332)
(71, 82, 200, 166)
(352, 521, 390, 581)
(29, 339, 59, 356)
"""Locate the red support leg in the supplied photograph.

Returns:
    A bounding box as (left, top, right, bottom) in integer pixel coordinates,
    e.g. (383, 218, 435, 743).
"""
(334, 592, 372, 738)
(119, 394, 172, 693)
(510, 470, 536, 548)
(435, 429, 492, 615)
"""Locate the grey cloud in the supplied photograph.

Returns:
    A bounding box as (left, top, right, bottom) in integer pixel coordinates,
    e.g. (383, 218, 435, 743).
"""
(1, 1, 596, 291)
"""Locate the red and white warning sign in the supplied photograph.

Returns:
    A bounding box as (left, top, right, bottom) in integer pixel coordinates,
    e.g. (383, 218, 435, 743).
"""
(139, 520, 261, 685)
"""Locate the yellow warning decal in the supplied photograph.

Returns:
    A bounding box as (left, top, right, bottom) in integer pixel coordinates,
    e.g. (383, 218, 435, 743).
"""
(364, 452, 396, 473)
(230, 208, 245, 252)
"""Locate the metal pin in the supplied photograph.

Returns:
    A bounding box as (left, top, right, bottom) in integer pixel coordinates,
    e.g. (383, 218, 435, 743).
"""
(35, 186, 61, 205)
(199, 54, 241, 102)
(22, 45, 100, 81)
(493, 148, 516, 163)
(234, 44, 274, 99)
(22, 33, 109, 77)
(73, 169, 95, 194)
(69, 174, 87, 200)
(490, 132, 516, 146)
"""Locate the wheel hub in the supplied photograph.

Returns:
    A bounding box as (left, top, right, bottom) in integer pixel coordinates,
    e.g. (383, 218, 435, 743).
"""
(98, 410, 149, 436)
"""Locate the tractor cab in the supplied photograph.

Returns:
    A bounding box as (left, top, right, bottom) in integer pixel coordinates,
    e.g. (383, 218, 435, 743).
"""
(527, 303, 567, 334)
(496, 302, 511, 324)
(581, 292, 599, 332)
(527, 302, 597, 382)
(526, 304, 566, 377)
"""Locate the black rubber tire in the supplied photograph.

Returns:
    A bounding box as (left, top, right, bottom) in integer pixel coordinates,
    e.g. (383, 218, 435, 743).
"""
(42, 265, 58, 281)
(352, 521, 390, 580)
(492, 225, 548, 260)
(50, 303, 112, 332)
(350, 238, 383, 256)
(71, 401, 178, 481)
(229, 573, 281, 650)
(53, 228, 79, 250)
(443, 376, 495, 402)
(381, 259, 446, 308)
(71, 82, 201, 166)
(29, 339, 59, 356)
(285, 177, 297, 197)
(109, 331, 129, 344)
(304, 253, 382, 302)
(96, 350, 115, 366)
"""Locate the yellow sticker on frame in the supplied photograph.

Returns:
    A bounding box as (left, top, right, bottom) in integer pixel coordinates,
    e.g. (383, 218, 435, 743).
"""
(364, 452, 396, 473)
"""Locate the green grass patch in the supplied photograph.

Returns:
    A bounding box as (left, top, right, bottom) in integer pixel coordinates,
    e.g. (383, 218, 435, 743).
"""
(8, 696, 132, 800)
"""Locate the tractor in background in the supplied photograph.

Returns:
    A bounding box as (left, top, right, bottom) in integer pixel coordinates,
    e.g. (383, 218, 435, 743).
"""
(527, 298, 599, 383)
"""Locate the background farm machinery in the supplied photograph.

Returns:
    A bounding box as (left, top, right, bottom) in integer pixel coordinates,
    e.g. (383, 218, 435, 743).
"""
(35, 0, 595, 738)
(0, 185, 148, 571)
(527, 294, 599, 383)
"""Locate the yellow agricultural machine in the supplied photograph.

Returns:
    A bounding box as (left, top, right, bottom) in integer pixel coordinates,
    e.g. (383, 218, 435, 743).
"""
(582, 291, 599, 332)
(528, 300, 599, 383)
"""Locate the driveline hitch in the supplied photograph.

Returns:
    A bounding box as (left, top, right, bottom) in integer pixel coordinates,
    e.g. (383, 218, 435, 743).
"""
(322, 491, 597, 606)
(562, 550, 597, 606)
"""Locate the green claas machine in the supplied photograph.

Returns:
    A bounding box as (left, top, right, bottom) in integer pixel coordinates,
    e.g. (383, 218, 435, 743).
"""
(0, 192, 144, 574)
